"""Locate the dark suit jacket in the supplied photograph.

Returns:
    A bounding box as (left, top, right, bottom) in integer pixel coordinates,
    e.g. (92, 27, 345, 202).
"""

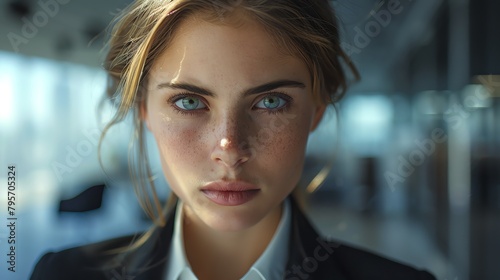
(30, 196, 436, 280)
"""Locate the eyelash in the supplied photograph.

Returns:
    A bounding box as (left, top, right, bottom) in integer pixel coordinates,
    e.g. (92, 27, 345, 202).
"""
(167, 93, 208, 116)
(167, 92, 293, 116)
(255, 92, 293, 115)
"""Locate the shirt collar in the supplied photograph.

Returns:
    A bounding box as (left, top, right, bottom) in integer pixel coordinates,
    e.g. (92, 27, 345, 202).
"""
(165, 197, 291, 280)
(165, 199, 195, 280)
(241, 197, 291, 280)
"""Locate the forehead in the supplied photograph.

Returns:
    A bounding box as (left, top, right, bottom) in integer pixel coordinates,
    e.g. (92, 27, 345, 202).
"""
(149, 13, 309, 88)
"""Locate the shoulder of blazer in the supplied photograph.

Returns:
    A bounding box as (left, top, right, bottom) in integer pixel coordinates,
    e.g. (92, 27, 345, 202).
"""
(30, 234, 136, 280)
(30, 205, 177, 280)
(285, 195, 437, 280)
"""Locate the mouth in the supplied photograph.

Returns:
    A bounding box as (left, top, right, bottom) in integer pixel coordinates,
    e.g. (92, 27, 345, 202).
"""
(200, 180, 260, 206)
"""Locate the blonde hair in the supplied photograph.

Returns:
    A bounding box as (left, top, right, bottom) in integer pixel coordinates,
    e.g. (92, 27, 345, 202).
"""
(99, 0, 359, 228)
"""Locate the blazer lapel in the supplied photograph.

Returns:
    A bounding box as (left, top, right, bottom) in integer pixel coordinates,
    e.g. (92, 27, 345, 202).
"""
(285, 195, 348, 280)
(109, 204, 177, 280)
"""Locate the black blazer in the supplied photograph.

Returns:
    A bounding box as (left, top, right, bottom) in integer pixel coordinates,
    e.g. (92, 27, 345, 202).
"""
(30, 196, 436, 280)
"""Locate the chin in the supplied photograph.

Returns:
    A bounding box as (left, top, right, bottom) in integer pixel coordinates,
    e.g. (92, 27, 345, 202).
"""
(200, 205, 264, 232)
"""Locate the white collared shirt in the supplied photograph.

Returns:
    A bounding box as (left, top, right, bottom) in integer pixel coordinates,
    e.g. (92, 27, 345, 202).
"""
(165, 198, 291, 280)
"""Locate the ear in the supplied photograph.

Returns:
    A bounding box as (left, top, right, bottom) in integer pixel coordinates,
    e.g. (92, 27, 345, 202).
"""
(310, 104, 326, 132)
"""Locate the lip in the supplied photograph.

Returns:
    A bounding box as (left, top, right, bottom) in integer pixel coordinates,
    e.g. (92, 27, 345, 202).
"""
(201, 181, 260, 206)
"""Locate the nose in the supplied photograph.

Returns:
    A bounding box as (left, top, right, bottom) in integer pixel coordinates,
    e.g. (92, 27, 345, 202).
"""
(210, 114, 252, 169)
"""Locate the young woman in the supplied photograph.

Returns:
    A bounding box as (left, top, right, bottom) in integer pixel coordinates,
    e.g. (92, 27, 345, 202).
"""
(31, 0, 436, 279)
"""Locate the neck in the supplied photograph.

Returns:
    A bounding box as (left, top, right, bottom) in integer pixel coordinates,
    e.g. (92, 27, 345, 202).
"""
(182, 203, 283, 280)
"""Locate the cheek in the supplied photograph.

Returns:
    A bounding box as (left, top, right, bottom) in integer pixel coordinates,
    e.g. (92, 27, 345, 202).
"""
(148, 115, 207, 182)
(255, 114, 311, 173)
(149, 118, 211, 201)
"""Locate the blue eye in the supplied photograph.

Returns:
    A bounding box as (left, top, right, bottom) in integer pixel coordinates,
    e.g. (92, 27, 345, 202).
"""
(174, 96, 206, 110)
(255, 95, 288, 110)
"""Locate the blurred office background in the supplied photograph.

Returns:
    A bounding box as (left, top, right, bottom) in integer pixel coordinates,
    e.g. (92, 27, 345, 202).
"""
(0, 0, 499, 279)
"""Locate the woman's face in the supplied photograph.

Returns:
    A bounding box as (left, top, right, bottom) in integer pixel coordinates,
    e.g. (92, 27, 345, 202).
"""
(143, 14, 325, 231)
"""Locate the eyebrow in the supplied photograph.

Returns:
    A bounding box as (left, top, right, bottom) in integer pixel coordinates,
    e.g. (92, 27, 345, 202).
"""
(156, 79, 306, 97)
